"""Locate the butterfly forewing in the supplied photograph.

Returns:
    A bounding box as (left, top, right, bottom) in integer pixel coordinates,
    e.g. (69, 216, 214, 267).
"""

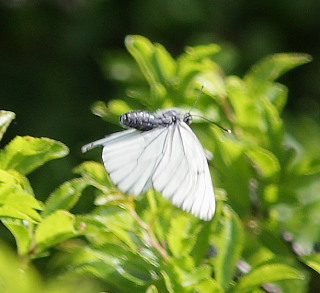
(82, 108, 216, 221)
(102, 127, 168, 195)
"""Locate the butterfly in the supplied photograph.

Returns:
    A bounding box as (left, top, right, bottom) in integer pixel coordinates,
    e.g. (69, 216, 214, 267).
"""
(82, 108, 215, 221)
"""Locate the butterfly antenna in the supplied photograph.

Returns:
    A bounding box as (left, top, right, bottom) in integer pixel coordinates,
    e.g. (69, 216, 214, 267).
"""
(192, 115, 232, 133)
(188, 85, 204, 114)
(189, 86, 231, 134)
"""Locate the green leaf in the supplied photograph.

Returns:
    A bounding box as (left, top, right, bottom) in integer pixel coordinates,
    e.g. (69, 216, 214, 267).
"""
(42, 179, 89, 217)
(190, 221, 211, 266)
(300, 254, 320, 274)
(160, 258, 187, 293)
(167, 215, 198, 257)
(262, 82, 288, 112)
(72, 245, 157, 293)
(91, 100, 131, 123)
(246, 147, 280, 179)
(152, 42, 176, 83)
(0, 136, 69, 175)
(145, 285, 159, 293)
(0, 170, 42, 222)
(194, 278, 223, 293)
(0, 192, 42, 210)
(215, 207, 244, 291)
(258, 228, 292, 257)
(210, 132, 252, 217)
(181, 264, 212, 287)
(125, 35, 167, 97)
(182, 44, 220, 61)
(2, 219, 32, 255)
(0, 241, 42, 293)
(233, 263, 304, 293)
(261, 98, 284, 153)
(0, 169, 34, 195)
(0, 110, 15, 141)
(244, 53, 312, 94)
(74, 161, 112, 191)
(35, 210, 76, 253)
(0, 205, 41, 222)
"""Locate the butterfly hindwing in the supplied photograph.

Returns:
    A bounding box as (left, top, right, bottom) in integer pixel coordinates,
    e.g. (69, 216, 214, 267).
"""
(152, 122, 215, 220)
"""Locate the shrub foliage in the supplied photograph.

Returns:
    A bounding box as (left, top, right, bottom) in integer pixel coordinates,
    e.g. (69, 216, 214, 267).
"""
(0, 35, 319, 293)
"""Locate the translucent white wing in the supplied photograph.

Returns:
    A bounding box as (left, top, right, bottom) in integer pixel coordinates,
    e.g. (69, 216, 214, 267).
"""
(83, 128, 170, 196)
(82, 123, 215, 221)
(152, 122, 215, 221)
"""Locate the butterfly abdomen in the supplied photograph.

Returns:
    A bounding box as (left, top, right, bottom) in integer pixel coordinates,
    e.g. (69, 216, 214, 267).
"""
(120, 110, 181, 131)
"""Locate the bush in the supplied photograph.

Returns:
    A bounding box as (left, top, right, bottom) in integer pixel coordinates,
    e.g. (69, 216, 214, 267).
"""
(0, 35, 319, 293)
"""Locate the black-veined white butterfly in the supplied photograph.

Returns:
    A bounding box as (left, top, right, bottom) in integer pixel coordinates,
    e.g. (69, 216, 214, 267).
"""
(82, 108, 216, 221)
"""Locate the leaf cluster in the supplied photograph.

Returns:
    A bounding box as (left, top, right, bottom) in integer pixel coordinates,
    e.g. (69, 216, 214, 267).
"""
(0, 36, 319, 293)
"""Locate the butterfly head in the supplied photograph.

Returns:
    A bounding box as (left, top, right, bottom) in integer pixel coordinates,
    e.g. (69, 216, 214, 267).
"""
(183, 112, 193, 125)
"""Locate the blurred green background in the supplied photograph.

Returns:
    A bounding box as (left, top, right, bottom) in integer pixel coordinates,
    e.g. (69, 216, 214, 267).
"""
(1, 0, 319, 197)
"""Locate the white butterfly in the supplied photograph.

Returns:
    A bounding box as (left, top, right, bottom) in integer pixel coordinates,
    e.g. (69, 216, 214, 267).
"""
(82, 108, 215, 221)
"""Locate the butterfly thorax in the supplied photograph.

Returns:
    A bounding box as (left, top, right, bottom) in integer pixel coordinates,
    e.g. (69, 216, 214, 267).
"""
(120, 109, 192, 131)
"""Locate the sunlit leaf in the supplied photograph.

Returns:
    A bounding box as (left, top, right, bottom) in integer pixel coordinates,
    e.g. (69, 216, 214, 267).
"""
(0, 110, 15, 141)
(167, 215, 198, 257)
(0, 136, 69, 175)
(244, 53, 312, 94)
(246, 147, 280, 179)
(2, 219, 32, 255)
(74, 161, 112, 191)
(0, 169, 34, 195)
(125, 35, 167, 98)
(153, 43, 176, 83)
(35, 210, 76, 252)
(0, 205, 41, 222)
(215, 207, 244, 290)
(300, 254, 320, 274)
(0, 241, 42, 293)
(233, 263, 304, 293)
(42, 179, 89, 217)
(145, 285, 159, 293)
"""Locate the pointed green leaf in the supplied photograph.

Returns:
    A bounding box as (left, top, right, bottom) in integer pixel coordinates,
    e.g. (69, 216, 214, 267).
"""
(300, 253, 320, 274)
(244, 53, 312, 94)
(181, 264, 212, 287)
(191, 221, 211, 266)
(194, 278, 223, 293)
(0, 110, 15, 141)
(0, 169, 41, 222)
(0, 136, 69, 175)
(2, 220, 32, 255)
(42, 179, 89, 217)
(263, 82, 288, 112)
(73, 245, 157, 293)
(215, 207, 244, 290)
(91, 99, 131, 123)
(246, 147, 280, 179)
(234, 263, 304, 293)
(35, 210, 76, 252)
(183, 44, 220, 61)
(261, 98, 284, 152)
(125, 35, 166, 97)
(145, 285, 159, 293)
(153, 43, 176, 82)
(74, 161, 112, 191)
(210, 132, 252, 216)
(0, 192, 42, 210)
(167, 215, 198, 257)
(0, 241, 42, 293)
(0, 205, 41, 222)
(0, 169, 34, 195)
